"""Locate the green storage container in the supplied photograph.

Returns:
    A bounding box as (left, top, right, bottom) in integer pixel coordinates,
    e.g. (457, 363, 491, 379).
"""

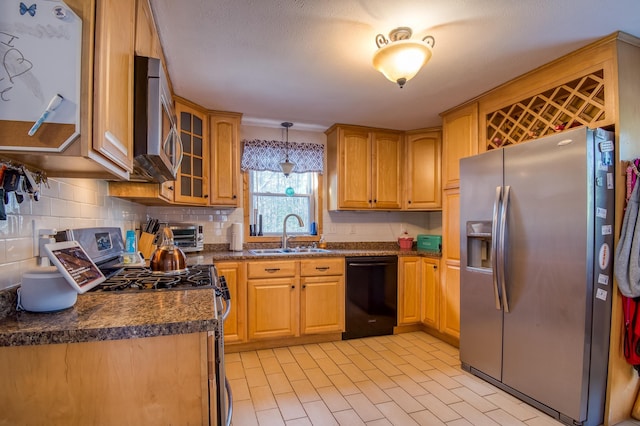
(417, 234, 442, 253)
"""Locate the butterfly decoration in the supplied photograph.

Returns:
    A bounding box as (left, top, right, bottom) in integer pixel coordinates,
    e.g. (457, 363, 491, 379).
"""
(19, 2, 37, 17)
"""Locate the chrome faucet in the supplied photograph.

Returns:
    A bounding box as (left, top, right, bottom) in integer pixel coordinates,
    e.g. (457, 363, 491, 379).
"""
(282, 213, 304, 250)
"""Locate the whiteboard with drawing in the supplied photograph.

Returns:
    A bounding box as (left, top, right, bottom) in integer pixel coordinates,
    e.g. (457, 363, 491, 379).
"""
(0, 0, 81, 137)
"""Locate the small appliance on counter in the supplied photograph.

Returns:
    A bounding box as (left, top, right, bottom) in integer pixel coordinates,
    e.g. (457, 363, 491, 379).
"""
(417, 234, 442, 253)
(18, 267, 77, 313)
(17, 229, 77, 313)
(166, 223, 204, 252)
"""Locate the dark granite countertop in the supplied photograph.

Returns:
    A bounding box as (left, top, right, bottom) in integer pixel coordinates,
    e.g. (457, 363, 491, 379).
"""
(188, 242, 442, 263)
(0, 289, 217, 347)
(0, 243, 439, 348)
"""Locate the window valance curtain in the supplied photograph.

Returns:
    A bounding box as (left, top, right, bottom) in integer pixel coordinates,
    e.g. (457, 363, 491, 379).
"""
(240, 139, 324, 174)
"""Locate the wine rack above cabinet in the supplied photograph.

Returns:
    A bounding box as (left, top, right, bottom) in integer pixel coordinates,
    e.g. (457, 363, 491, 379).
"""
(485, 70, 606, 150)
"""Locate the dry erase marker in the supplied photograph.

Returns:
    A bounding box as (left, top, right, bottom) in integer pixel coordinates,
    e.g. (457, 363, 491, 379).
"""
(28, 94, 64, 136)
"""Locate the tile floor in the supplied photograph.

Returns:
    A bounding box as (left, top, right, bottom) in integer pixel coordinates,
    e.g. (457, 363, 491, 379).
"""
(225, 331, 570, 425)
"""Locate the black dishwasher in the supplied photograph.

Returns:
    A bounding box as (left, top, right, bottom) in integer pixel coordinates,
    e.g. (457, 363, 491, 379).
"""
(343, 256, 398, 340)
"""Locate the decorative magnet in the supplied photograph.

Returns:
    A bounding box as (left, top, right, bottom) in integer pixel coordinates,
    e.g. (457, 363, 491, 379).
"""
(52, 5, 68, 19)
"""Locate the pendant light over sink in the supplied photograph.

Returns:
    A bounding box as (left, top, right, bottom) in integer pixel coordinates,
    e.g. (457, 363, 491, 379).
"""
(280, 122, 295, 177)
(372, 27, 435, 88)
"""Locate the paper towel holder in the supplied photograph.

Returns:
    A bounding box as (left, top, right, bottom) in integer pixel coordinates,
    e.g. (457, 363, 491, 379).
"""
(230, 222, 244, 251)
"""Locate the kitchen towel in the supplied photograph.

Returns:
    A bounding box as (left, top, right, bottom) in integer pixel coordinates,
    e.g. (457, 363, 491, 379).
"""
(615, 163, 640, 297)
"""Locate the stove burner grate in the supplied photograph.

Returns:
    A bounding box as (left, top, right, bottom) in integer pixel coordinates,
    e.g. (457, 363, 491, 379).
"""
(94, 264, 215, 292)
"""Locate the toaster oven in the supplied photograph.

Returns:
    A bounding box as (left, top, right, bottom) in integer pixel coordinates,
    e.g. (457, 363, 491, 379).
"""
(168, 223, 204, 252)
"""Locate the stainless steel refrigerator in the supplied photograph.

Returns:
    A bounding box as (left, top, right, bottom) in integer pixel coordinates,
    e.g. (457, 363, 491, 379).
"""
(459, 127, 615, 426)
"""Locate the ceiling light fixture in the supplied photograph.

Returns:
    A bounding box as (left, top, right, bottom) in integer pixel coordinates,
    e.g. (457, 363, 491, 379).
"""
(280, 122, 295, 177)
(372, 27, 435, 88)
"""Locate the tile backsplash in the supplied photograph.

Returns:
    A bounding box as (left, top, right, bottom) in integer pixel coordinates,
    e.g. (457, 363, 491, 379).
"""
(0, 178, 146, 291)
(0, 176, 441, 291)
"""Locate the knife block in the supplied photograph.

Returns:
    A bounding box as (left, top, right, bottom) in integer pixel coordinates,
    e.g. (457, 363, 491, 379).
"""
(138, 232, 156, 259)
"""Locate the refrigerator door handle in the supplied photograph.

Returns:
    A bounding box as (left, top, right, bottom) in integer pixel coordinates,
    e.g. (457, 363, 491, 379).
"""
(492, 186, 503, 310)
(499, 185, 511, 313)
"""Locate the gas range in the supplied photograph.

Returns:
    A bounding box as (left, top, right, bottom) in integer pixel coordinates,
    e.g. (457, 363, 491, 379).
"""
(93, 264, 215, 292)
(54, 227, 218, 293)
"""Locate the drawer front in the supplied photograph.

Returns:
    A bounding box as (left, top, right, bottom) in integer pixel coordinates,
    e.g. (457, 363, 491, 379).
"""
(247, 260, 297, 278)
(300, 257, 345, 276)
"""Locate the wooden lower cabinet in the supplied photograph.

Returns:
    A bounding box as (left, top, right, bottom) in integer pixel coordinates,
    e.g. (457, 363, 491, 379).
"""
(300, 258, 345, 334)
(214, 261, 246, 344)
(440, 260, 460, 339)
(242, 258, 345, 343)
(248, 276, 299, 340)
(440, 188, 461, 342)
(246, 260, 298, 340)
(0, 333, 211, 425)
(398, 257, 422, 325)
(421, 258, 440, 329)
(398, 256, 441, 329)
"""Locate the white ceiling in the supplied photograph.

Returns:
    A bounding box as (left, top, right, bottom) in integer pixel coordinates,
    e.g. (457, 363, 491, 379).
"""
(150, 0, 640, 132)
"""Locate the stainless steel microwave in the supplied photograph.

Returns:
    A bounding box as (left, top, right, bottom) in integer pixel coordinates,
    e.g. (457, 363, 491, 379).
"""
(132, 56, 182, 183)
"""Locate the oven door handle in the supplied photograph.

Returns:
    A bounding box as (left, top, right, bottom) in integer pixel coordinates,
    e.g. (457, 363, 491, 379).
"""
(221, 297, 231, 321)
(224, 377, 233, 426)
(348, 262, 395, 267)
(217, 276, 232, 321)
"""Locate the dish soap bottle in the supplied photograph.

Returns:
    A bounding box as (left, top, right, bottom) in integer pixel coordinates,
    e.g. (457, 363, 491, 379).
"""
(124, 229, 137, 264)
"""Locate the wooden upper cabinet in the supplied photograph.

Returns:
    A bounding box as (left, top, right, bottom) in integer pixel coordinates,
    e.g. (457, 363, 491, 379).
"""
(134, 0, 162, 58)
(209, 112, 242, 206)
(0, 0, 137, 179)
(93, 0, 136, 174)
(175, 98, 209, 205)
(404, 129, 442, 210)
(441, 103, 478, 189)
(326, 125, 402, 210)
(331, 126, 371, 209)
(371, 131, 403, 209)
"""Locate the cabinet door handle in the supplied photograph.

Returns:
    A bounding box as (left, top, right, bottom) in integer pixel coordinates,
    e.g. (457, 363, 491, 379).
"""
(433, 265, 438, 270)
(302, 284, 306, 289)
(315, 266, 329, 271)
(265, 268, 280, 273)
(291, 285, 295, 289)
(408, 200, 412, 204)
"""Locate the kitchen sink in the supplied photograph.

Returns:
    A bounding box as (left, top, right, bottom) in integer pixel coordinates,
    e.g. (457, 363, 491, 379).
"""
(282, 248, 331, 254)
(249, 248, 331, 255)
(248, 248, 286, 255)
